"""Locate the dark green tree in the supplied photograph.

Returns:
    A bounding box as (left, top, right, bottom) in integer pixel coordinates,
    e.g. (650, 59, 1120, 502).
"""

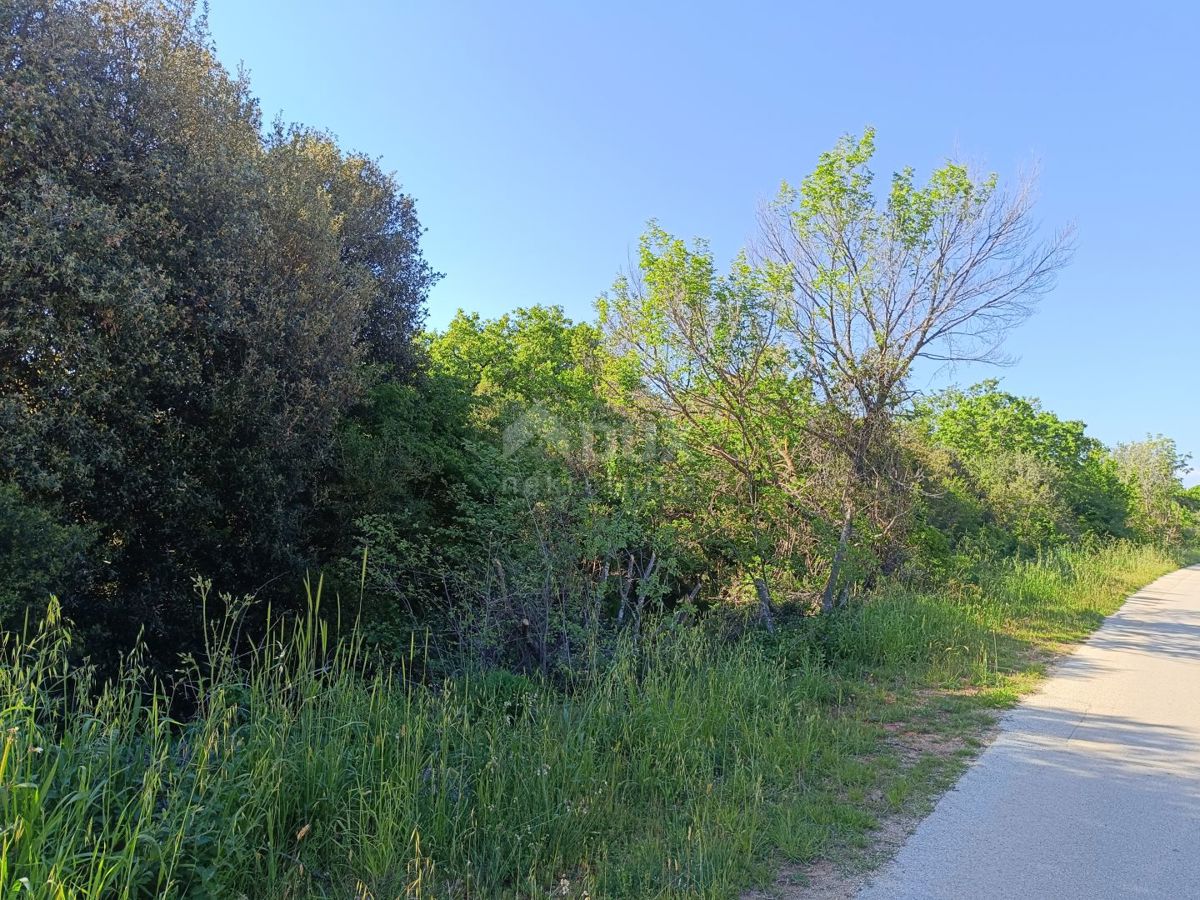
(0, 0, 436, 657)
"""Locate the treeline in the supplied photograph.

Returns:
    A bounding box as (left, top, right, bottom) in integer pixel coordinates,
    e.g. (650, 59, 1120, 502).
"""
(2, 0, 1196, 672)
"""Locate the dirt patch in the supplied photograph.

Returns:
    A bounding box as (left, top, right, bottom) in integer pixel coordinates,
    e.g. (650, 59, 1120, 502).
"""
(744, 807, 919, 900)
(745, 714, 1000, 899)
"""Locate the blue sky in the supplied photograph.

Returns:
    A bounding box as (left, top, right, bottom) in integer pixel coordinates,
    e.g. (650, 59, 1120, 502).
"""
(207, 1, 1198, 480)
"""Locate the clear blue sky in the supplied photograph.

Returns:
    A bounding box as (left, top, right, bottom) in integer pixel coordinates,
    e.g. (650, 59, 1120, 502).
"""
(207, 1, 1199, 480)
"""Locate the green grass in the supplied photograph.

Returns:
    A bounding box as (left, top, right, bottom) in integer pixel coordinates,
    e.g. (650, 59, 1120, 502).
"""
(0, 543, 1187, 898)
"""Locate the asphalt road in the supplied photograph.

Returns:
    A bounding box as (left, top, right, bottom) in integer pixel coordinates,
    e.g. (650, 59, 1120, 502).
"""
(857, 565, 1200, 900)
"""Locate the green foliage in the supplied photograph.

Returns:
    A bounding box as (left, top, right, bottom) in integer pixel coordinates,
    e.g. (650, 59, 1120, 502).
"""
(915, 381, 1131, 556)
(431, 306, 607, 415)
(1113, 435, 1195, 544)
(969, 451, 1077, 550)
(0, 0, 435, 657)
(0, 485, 93, 625)
(600, 226, 820, 619)
(332, 307, 680, 673)
(1, 11, 1195, 893)
(919, 380, 1098, 465)
(609, 129, 1070, 607)
(323, 372, 478, 633)
(0, 544, 1179, 898)
(3, 17, 1174, 667)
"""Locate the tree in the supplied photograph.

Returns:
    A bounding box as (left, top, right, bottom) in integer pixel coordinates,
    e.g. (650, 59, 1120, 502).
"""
(263, 125, 437, 372)
(0, 0, 436, 657)
(917, 381, 1130, 546)
(1113, 436, 1192, 544)
(337, 307, 676, 671)
(755, 129, 1073, 607)
(600, 227, 811, 628)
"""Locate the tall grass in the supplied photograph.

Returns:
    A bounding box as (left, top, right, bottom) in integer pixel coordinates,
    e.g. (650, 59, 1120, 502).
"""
(0, 584, 865, 898)
(0, 543, 1183, 898)
(817, 541, 1180, 681)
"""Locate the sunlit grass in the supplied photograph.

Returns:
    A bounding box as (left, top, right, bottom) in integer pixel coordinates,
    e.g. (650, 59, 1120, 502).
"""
(0, 542, 1185, 897)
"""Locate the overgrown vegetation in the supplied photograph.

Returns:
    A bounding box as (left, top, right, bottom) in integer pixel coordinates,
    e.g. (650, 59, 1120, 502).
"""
(0, 544, 1183, 897)
(2, 1, 1198, 897)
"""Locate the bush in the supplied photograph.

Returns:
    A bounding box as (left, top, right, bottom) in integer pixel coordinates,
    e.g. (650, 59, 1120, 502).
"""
(0, 484, 93, 625)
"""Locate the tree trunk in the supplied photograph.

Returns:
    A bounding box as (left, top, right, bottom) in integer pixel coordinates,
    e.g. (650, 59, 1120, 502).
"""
(752, 577, 776, 633)
(822, 500, 854, 613)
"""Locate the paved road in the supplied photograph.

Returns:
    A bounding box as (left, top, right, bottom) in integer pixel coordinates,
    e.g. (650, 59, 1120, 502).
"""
(858, 565, 1200, 900)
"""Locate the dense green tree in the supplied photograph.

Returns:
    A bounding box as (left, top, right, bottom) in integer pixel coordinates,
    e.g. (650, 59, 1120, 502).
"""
(0, 483, 94, 624)
(916, 381, 1130, 549)
(1113, 436, 1193, 544)
(918, 381, 1100, 465)
(0, 0, 435, 656)
(336, 307, 675, 672)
